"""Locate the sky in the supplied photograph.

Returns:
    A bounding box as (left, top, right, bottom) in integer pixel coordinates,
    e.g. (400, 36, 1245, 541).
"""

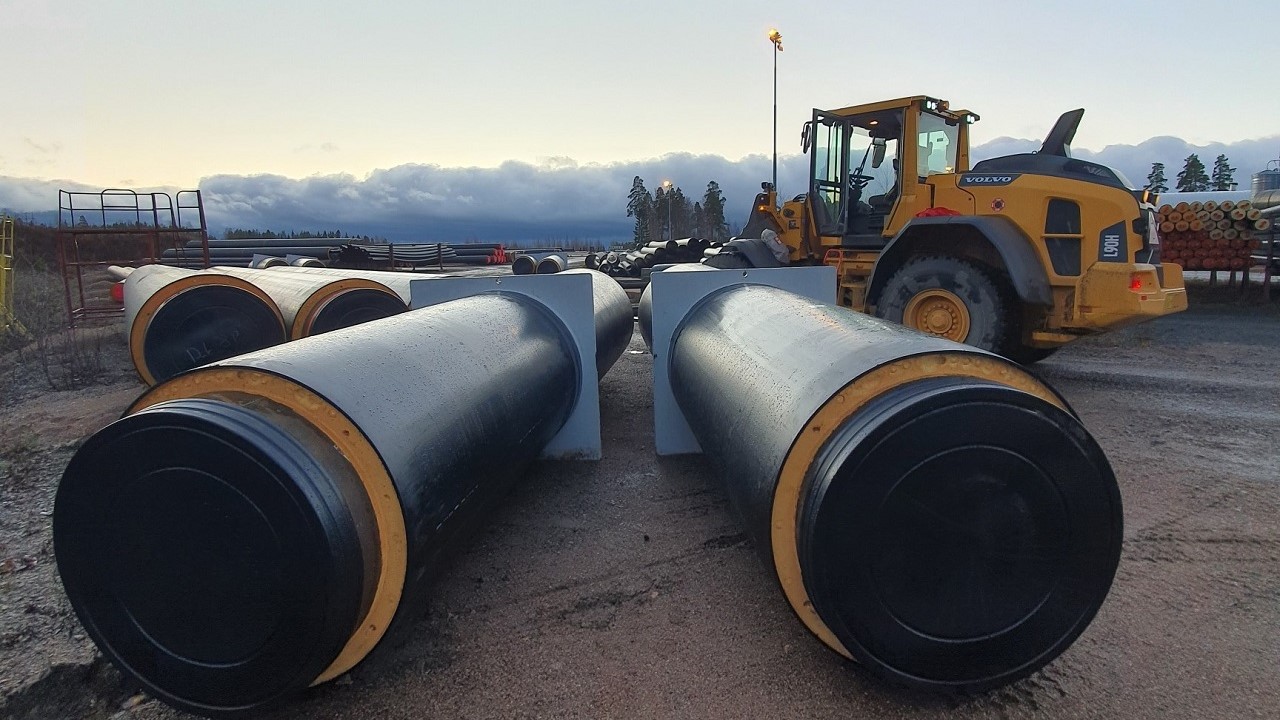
(3, 0, 1279, 240)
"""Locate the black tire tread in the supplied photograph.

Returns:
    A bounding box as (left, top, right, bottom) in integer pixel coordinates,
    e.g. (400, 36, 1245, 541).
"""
(876, 255, 1019, 357)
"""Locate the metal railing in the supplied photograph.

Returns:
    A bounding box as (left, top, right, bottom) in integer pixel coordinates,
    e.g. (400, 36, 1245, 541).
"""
(55, 189, 210, 326)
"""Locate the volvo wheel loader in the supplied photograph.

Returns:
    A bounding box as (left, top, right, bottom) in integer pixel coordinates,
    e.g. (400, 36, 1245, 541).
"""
(722, 95, 1187, 361)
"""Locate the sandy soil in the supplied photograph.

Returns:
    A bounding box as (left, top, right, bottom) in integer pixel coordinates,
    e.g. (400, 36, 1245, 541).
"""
(1, 297, 1278, 720)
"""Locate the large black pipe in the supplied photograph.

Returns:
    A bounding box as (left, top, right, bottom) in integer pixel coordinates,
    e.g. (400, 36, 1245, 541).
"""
(123, 265, 287, 385)
(56, 292, 602, 716)
(208, 267, 408, 339)
(271, 266, 629, 377)
(272, 266, 629, 378)
(535, 253, 568, 274)
(665, 283, 1122, 693)
(512, 255, 537, 275)
(638, 263, 709, 350)
(561, 269, 632, 378)
(263, 265, 445, 303)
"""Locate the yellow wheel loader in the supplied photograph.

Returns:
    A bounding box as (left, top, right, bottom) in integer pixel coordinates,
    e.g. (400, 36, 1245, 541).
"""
(720, 96, 1186, 361)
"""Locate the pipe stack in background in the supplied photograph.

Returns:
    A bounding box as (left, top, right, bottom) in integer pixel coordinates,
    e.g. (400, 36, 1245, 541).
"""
(159, 237, 509, 269)
(334, 243, 507, 268)
(56, 271, 632, 716)
(591, 238, 724, 278)
(642, 268, 1123, 693)
(510, 252, 569, 275)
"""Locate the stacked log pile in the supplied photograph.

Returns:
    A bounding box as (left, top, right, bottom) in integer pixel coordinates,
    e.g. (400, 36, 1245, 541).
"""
(1158, 200, 1271, 271)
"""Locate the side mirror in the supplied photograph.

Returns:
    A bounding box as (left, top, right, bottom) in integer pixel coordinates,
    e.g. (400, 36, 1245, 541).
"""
(871, 137, 887, 169)
(801, 122, 812, 153)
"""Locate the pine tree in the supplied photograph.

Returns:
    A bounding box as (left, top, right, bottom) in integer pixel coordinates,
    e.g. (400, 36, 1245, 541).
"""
(648, 186, 667, 246)
(625, 176, 652, 246)
(701, 181, 728, 242)
(692, 202, 705, 237)
(1210, 154, 1236, 191)
(1145, 162, 1168, 193)
(671, 187, 692, 238)
(1176, 154, 1210, 192)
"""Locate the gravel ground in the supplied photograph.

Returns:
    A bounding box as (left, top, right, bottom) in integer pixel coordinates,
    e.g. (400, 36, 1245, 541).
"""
(1, 296, 1278, 720)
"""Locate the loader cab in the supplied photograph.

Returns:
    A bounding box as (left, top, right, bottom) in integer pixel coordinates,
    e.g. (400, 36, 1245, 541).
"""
(805, 109, 902, 247)
(802, 96, 976, 250)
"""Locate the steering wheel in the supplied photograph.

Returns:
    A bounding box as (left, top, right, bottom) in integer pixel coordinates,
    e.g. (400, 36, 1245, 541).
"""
(849, 173, 876, 190)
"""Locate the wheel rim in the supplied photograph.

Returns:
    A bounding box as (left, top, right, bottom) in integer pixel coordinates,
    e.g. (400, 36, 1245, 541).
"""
(903, 289, 971, 342)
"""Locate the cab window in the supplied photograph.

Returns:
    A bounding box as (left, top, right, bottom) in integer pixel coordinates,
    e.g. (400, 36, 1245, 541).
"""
(917, 112, 959, 177)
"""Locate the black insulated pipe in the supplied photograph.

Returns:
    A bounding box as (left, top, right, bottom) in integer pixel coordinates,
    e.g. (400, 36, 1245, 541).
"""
(561, 269, 632, 378)
(667, 283, 1122, 693)
(535, 254, 567, 274)
(208, 266, 408, 339)
(638, 263, 711, 351)
(123, 265, 287, 385)
(55, 293, 591, 716)
(511, 254, 537, 275)
(264, 265, 445, 303)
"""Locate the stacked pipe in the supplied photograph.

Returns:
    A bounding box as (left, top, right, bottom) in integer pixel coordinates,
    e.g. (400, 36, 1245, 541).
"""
(207, 267, 408, 339)
(122, 265, 287, 385)
(55, 271, 632, 716)
(123, 264, 431, 384)
(509, 251, 569, 275)
(262, 265, 442, 301)
(161, 237, 345, 268)
(640, 275, 1122, 692)
(334, 243, 508, 268)
(163, 238, 510, 270)
(593, 238, 725, 278)
(1157, 199, 1269, 271)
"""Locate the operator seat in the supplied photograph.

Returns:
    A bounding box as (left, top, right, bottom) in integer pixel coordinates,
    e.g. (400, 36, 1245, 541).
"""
(867, 157, 899, 212)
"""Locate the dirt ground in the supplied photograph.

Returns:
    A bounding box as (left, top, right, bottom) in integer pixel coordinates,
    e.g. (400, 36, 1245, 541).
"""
(2, 293, 1278, 720)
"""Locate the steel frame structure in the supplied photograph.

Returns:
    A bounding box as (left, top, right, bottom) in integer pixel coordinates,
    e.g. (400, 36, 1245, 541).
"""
(55, 189, 210, 326)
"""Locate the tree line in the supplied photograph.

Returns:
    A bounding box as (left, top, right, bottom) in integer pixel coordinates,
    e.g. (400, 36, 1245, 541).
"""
(626, 177, 731, 247)
(1146, 154, 1236, 194)
(223, 228, 365, 240)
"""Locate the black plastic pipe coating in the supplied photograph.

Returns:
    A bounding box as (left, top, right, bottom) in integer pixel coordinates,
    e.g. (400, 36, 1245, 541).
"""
(56, 292, 607, 716)
(666, 283, 1121, 693)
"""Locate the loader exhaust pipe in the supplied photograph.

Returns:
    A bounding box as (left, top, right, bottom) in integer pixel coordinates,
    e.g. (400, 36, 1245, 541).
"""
(650, 273, 1122, 694)
(123, 265, 287, 385)
(55, 276, 633, 716)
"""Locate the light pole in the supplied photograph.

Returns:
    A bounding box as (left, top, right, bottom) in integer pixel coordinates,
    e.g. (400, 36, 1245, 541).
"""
(662, 180, 673, 241)
(768, 28, 783, 193)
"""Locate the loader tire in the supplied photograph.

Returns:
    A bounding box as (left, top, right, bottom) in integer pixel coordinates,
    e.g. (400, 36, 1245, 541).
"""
(876, 256, 1014, 356)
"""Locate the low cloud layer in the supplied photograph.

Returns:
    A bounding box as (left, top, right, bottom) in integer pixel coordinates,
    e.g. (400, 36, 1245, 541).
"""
(194, 154, 810, 243)
(974, 135, 1280, 191)
(3, 135, 1276, 243)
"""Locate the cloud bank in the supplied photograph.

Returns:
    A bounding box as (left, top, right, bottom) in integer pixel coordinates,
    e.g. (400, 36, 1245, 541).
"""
(3, 136, 1276, 243)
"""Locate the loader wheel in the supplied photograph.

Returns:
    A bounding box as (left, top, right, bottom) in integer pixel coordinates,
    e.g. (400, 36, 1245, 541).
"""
(877, 256, 1013, 355)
